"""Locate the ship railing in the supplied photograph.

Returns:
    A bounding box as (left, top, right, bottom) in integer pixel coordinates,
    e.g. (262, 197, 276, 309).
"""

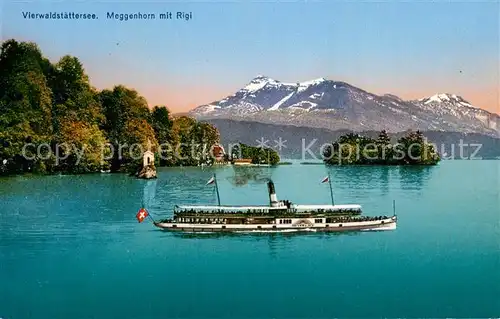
(173, 208, 362, 216)
(325, 215, 390, 223)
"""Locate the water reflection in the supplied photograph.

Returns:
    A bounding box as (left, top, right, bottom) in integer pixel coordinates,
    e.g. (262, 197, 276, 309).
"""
(325, 165, 435, 196)
(168, 229, 370, 259)
(398, 166, 435, 192)
(142, 179, 157, 208)
(152, 168, 223, 215)
(379, 167, 390, 194)
(326, 166, 393, 196)
(227, 166, 274, 187)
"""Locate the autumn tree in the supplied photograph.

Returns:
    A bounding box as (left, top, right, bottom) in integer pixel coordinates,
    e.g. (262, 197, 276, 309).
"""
(57, 120, 109, 173)
(167, 116, 221, 166)
(122, 118, 158, 171)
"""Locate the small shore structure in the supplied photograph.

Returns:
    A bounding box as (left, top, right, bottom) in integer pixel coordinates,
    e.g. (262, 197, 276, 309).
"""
(136, 149, 157, 179)
(233, 159, 252, 166)
(212, 145, 227, 164)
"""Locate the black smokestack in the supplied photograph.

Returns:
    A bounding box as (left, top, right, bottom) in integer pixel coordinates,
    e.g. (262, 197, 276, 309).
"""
(267, 180, 275, 195)
(267, 180, 278, 206)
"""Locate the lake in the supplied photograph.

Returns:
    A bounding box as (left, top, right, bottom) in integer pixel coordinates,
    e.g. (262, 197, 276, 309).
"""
(1, 160, 499, 318)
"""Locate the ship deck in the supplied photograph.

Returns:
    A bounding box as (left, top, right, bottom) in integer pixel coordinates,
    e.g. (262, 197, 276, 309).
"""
(154, 216, 397, 233)
(175, 204, 362, 212)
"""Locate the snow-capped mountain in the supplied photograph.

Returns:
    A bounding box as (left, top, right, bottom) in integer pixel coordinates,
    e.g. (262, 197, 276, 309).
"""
(190, 76, 499, 136)
(411, 93, 498, 134)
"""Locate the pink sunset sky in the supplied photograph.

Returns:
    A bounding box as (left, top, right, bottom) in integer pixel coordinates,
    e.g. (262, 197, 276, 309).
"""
(3, 1, 499, 114)
(129, 76, 499, 115)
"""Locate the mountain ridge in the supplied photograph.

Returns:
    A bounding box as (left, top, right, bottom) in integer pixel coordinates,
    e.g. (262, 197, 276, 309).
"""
(190, 76, 499, 137)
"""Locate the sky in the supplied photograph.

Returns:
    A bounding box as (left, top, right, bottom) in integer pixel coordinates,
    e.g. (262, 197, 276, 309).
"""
(2, 0, 499, 114)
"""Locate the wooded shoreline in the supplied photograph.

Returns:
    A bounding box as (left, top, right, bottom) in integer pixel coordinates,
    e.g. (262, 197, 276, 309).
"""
(0, 39, 280, 176)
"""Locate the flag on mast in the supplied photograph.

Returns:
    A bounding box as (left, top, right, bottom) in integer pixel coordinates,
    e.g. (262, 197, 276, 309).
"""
(206, 176, 215, 185)
(321, 176, 329, 183)
(136, 208, 149, 223)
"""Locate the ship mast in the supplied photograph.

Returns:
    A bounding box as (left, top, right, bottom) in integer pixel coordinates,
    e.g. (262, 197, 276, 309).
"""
(328, 171, 335, 206)
(214, 173, 221, 206)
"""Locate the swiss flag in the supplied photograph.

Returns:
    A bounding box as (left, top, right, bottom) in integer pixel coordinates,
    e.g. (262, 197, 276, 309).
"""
(136, 208, 149, 223)
(321, 176, 329, 183)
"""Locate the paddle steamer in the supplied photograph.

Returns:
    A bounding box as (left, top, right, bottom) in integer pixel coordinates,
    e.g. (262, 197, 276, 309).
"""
(152, 175, 397, 233)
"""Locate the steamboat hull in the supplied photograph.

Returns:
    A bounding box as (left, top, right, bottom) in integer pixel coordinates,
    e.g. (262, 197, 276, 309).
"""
(154, 216, 397, 233)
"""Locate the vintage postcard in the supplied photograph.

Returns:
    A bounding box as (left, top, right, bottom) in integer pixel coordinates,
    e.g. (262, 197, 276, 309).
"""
(1, 1, 499, 318)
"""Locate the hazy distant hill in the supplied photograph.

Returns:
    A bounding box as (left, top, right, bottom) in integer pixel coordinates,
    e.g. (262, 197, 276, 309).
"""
(205, 118, 500, 160)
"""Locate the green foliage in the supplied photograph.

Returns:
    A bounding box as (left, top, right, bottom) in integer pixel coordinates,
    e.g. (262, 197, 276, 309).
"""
(99, 85, 151, 141)
(122, 119, 159, 172)
(150, 106, 173, 166)
(396, 130, 440, 165)
(99, 86, 156, 172)
(57, 120, 110, 173)
(0, 39, 222, 175)
(167, 117, 221, 166)
(235, 143, 280, 165)
(50, 55, 103, 131)
(323, 130, 440, 166)
(151, 105, 172, 144)
(0, 40, 54, 174)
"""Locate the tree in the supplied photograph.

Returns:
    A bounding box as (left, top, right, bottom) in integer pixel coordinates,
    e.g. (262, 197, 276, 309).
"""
(100, 85, 151, 140)
(166, 116, 222, 166)
(122, 119, 158, 172)
(169, 116, 196, 165)
(238, 143, 280, 165)
(397, 130, 439, 165)
(377, 130, 391, 145)
(195, 122, 220, 165)
(57, 120, 110, 173)
(151, 106, 172, 166)
(0, 40, 54, 174)
(99, 86, 152, 171)
(151, 106, 172, 143)
(324, 131, 440, 165)
(0, 39, 224, 175)
(50, 55, 103, 133)
(376, 130, 393, 164)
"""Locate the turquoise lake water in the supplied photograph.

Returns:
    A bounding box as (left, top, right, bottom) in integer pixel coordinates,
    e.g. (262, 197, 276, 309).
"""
(1, 161, 499, 318)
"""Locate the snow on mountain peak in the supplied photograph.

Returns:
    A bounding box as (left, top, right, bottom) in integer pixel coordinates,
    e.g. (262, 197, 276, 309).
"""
(421, 93, 463, 103)
(251, 75, 273, 82)
(296, 77, 327, 93)
(425, 93, 453, 103)
(420, 93, 478, 109)
(299, 77, 327, 86)
(243, 75, 276, 92)
(241, 76, 330, 94)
